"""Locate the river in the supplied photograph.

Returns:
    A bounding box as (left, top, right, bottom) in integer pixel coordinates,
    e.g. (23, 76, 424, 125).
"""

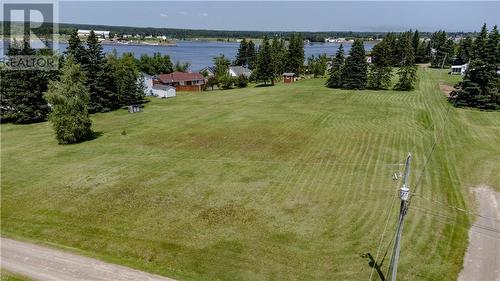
(57, 40, 376, 71)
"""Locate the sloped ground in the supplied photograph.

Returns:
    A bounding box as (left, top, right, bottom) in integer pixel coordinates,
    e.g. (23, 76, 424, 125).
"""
(1, 69, 499, 281)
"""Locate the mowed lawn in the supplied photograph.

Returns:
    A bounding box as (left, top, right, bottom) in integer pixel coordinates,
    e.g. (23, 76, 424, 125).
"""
(1, 68, 499, 281)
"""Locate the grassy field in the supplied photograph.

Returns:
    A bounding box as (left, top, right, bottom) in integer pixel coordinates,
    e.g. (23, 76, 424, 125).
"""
(0, 270, 32, 281)
(1, 68, 499, 281)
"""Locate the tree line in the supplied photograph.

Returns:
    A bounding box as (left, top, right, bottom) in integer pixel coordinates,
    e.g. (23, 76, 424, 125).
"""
(326, 31, 418, 91)
(450, 24, 499, 110)
(0, 30, 156, 144)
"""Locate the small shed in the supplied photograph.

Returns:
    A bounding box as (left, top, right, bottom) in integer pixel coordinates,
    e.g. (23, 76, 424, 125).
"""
(282, 72, 296, 83)
(152, 84, 176, 98)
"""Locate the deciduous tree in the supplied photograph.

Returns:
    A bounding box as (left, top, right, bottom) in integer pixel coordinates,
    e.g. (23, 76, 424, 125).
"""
(44, 57, 93, 144)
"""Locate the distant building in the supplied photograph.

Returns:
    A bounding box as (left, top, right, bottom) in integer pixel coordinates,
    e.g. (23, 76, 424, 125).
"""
(324, 37, 347, 43)
(199, 66, 216, 78)
(140, 73, 154, 96)
(77, 29, 110, 39)
(152, 84, 176, 98)
(153, 72, 205, 92)
(282, 72, 296, 83)
(450, 64, 468, 75)
(229, 66, 252, 78)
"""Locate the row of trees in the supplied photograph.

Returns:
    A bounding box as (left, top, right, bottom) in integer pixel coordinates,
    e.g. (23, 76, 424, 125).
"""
(1, 42, 59, 123)
(66, 30, 146, 113)
(1, 30, 153, 143)
(232, 34, 305, 85)
(450, 24, 500, 110)
(326, 32, 418, 91)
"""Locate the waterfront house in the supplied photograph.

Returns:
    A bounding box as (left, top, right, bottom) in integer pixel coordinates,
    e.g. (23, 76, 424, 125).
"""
(152, 84, 176, 98)
(153, 72, 205, 91)
(140, 73, 154, 96)
(199, 66, 216, 78)
(229, 66, 252, 78)
(77, 29, 110, 39)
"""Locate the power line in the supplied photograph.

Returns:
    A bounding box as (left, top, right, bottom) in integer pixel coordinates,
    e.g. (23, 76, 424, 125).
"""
(410, 105, 453, 198)
(368, 167, 401, 281)
(412, 193, 500, 223)
(411, 205, 500, 238)
(387, 153, 412, 281)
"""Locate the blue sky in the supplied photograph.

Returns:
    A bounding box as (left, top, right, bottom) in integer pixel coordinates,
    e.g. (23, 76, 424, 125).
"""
(49, 1, 500, 32)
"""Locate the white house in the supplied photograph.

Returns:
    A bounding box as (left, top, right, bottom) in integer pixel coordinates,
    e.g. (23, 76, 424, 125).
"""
(229, 66, 251, 78)
(450, 64, 468, 75)
(152, 84, 176, 98)
(140, 73, 153, 96)
(199, 66, 216, 77)
(77, 30, 110, 39)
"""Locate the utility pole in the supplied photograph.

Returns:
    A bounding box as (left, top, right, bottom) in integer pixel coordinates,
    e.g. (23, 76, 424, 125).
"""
(388, 153, 412, 281)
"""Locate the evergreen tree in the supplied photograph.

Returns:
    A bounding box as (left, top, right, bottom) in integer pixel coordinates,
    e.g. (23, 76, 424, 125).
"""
(235, 38, 248, 66)
(271, 37, 287, 78)
(472, 23, 489, 60)
(430, 30, 454, 68)
(106, 52, 146, 106)
(394, 34, 418, 91)
(307, 54, 328, 78)
(450, 24, 500, 109)
(342, 39, 368, 89)
(65, 29, 87, 64)
(246, 40, 257, 69)
(236, 74, 249, 88)
(286, 34, 305, 75)
(384, 33, 399, 66)
(412, 30, 420, 55)
(456, 36, 473, 64)
(0, 41, 58, 123)
(85, 30, 117, 112)
(415, 41, 429, 63)
(326, 44, 345, 88)
(486, 25, 499, 65)
(44, 57, 93, 144)
(367, 40, 392, 90)
(253, 36, 274, 85)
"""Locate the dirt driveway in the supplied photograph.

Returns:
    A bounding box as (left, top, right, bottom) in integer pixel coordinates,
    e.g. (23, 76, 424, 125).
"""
(1, 237, 176, 281)
(458, 185, 500, 281)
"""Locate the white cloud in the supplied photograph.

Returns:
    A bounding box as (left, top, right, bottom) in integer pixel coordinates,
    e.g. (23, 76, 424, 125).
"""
(159, 13, 168, 17)
(177, 11, 188, 15)
(201, 12, 208, 17)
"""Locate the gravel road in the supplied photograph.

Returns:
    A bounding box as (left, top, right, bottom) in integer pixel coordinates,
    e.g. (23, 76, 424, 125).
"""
(458, 185, 500, 281)
(0, 237, 176, 281)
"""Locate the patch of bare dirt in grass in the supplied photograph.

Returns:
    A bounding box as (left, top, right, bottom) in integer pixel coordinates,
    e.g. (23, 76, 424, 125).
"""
(438, 82, 455, 97)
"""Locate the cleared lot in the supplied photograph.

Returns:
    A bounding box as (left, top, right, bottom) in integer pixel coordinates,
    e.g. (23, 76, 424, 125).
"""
(1, 69, 499, 280)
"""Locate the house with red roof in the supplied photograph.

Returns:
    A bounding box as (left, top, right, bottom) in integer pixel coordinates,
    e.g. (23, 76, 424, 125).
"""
(153, 72, 205, 92)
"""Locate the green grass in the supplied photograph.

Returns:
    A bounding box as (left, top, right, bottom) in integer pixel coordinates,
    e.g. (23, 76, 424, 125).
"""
(1, 68, 499, 281)
(0, 270, 33, 281)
